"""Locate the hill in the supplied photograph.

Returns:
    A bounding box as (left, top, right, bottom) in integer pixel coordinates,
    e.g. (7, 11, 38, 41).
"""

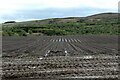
(2, 13, 119, 36)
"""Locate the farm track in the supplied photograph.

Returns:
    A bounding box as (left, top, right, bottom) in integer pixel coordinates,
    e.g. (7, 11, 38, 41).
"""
(2, 35, 119, 79)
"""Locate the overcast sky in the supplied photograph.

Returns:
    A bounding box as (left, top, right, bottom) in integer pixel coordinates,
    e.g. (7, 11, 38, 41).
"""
(0, 0, 119, 23)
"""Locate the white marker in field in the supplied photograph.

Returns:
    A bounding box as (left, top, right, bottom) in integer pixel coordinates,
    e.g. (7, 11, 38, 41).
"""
(52, 39, 55, 42)
(56, 39, 58, 42)
(83, 55, 93, 59)
(65, 50, 68, 56)
(69, 39, 71, 42)
(71, 39, 74, 42)
(74, 39, 77, 42)
(65, 39, 67, 42)
(77, 39, 81, 42)
(45, 50, 50, 57)
(62, 38, 64, 42)
(59, 38, 61, 42)
(39, 57, 43, 59)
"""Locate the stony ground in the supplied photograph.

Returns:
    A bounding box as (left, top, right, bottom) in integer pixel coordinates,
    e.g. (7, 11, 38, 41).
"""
(2, 35, 119, 80)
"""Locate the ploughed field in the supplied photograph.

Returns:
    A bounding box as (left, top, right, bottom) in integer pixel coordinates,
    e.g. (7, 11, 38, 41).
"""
(2, 35, 119, 80)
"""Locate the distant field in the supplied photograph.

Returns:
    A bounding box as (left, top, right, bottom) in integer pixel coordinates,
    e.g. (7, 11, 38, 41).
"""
(2, 35, 119, 79)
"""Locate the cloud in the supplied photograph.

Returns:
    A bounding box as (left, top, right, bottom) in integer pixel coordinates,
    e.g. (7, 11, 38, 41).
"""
(0, 0, 118, 10)
(1, 7, 116, 22)
(0, 0, 119, 23)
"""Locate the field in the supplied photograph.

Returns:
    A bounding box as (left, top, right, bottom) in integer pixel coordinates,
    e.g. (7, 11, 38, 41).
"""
(2, 35, 119, 80)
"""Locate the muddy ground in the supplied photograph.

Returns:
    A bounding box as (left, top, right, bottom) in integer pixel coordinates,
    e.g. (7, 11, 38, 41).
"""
(2, 35, 119, 80)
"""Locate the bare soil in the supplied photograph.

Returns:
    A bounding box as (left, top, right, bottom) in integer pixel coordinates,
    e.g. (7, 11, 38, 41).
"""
(2, 35, 119, 80)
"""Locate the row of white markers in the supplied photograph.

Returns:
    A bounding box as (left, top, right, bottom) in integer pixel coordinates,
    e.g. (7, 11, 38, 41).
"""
(50, 38, 81, 42)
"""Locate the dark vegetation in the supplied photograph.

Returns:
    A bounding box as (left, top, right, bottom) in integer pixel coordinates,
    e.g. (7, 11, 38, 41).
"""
(2, 13, 119, 36)
(4, 21, 16, 24)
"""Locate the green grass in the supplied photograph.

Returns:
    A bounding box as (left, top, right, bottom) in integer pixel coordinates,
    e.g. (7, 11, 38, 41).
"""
(2, 13, 119, 36)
